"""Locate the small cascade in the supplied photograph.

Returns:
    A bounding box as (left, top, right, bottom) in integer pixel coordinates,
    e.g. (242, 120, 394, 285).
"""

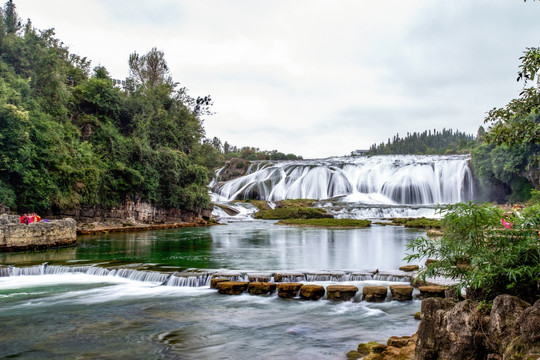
(166, 273, 212, 287)
(0, 264, 413, 285)
(212, 155, 474, 205)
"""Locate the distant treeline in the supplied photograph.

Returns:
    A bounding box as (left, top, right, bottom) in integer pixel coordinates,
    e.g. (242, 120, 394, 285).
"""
(203, 137, 303, 161)
(366, 128, 476, 155)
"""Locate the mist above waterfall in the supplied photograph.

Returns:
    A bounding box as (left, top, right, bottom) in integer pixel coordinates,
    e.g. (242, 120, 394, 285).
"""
(212, 155, 474, 206)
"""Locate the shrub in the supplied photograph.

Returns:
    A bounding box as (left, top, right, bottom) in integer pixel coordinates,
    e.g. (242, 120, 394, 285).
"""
(405, 202, 540, 303)
(254, 207, 332, 220)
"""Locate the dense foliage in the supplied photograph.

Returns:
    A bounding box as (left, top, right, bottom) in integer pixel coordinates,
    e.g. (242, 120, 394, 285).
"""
(206, 136, 303, 161)
(366, 128, 476, 156)
(405, 202, 540, 303)
(472, 47, 540, 202)
(0, 2, 210, 214)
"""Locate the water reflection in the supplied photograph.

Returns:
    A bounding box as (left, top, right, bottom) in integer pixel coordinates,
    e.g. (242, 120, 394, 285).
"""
(0, 222, 424, 272)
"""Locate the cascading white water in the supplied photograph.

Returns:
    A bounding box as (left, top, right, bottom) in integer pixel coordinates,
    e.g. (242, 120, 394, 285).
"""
(212, 155, 474, 205)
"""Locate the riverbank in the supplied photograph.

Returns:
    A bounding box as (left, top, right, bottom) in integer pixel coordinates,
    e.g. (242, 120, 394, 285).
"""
(76, 219, 211, 236)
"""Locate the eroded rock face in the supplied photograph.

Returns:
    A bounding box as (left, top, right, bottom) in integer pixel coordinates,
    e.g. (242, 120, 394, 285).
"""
(415, 295, 540, 360)
(248, 282, 276, 295)
(327, 285, 358, 301)
(216, 281, 249, 295)
(299, 284, 325, 300)
(362, 286, 387, 302)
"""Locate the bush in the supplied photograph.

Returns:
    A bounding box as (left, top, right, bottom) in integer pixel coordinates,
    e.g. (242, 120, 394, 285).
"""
(405, 202, 540, 303)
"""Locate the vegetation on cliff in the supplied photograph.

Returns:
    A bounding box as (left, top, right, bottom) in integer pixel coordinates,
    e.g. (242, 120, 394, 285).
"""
(0, 1, 211, 214)
(405, 202, 540, 303)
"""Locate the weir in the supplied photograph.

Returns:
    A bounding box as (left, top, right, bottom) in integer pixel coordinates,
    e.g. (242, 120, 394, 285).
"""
(0, 263, 412, 286)
(212, 155, 474, 205)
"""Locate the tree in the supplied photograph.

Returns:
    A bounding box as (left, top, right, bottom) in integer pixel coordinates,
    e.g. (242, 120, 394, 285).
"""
(405, 202, 540, 303)
(3, 0, 21, 35)
(484, 47, 540, 147)
(128, 47, 173, 89)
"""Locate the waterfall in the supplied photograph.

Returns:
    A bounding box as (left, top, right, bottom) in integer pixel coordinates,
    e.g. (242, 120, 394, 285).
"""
(212, 155, 474, 205)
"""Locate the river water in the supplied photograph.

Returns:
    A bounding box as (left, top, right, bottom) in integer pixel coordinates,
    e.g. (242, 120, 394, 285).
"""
(0, 221, 424, 360)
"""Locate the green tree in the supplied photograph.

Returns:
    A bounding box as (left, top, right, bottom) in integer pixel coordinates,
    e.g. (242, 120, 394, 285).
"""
(405, 202, 540, 303)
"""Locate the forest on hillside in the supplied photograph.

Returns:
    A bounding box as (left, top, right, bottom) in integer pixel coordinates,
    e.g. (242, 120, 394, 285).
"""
(0, 1, 305, 214)
(366, 128, 476, 155)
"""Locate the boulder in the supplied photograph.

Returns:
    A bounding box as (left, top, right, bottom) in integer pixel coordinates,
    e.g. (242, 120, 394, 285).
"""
(418, 285, 446, 299)
(415, 295, 540, 360)
(326, 285, 358, 301)
(362, 286, 387, 302)
(210, 278, 230, 289)
(390, 285, 413, 301)
(399, 265, 419, 272)
(247, 273, 273, 282)
(387, 336, 411, 348)
(216, 281, 248, 295)
(299, 284, 325, 300)
(276, 283, 302, 298)
(247, 282, 276, 295)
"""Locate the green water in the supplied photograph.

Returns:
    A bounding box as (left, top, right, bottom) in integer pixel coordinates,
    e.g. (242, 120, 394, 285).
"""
(0, 221, 424, 359)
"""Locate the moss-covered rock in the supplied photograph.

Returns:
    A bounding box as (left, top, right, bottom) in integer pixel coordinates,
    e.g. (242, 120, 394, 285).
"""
(276, 283, 302, 298)
(276, 218, 371, 228)
(390, 285, 413, 301)
(299, 284, 325, 300)
(363, 286, 388, 302)
(399, 264, 419, 272)
(326, 285, 359, 301)
(216, 281, 249, 295)
(247, 282, 276, 295)
(254, 207, 332, 220)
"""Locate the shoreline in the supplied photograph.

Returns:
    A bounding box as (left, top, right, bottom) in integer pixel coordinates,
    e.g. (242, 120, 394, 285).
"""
(76, 220, 211, 236)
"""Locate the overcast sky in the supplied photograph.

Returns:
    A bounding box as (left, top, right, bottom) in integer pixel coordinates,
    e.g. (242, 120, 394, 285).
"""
(14, 0, 540, 159)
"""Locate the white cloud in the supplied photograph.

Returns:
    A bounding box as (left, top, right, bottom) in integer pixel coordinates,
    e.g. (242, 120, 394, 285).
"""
(14, 0, 540, 158)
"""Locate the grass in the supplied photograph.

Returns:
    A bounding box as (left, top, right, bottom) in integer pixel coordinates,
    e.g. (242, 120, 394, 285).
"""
(254, 207, 332, 220)
(276, 218, 371, 228)
(389, 217, 442, 229)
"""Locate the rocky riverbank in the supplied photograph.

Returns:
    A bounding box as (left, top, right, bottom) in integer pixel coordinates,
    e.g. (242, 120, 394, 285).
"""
(0, 214, 76, 252)
(347, 294, 540, 360)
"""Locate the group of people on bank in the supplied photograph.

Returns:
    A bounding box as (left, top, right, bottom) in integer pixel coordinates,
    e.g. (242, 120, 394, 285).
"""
(19, 213, 41, 224)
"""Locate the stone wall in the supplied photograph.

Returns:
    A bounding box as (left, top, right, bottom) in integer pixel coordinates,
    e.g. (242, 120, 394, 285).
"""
(0, 215, 77, 251)
(57, 199, 211, 225)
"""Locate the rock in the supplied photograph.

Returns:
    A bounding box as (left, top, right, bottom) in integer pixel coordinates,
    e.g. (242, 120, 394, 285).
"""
(414, 312, 421, 320)
(399, 265, 419, 272)
(276, 283, 302, 298)
(362, 286, 387, 302)
(299, 284, 325, 300)
(424, 259, 438, 266)
(415, 295, 540, 360)
(273, 272, 305, 283)
(390, 285, 413, 301)
(346, 350, 363, 359)
(387, 336, 410, 348)
(247, 282, 276, 295)
(418, 285, 446, 299)
(216, 281, 248, 295)
(210, 278, 230, 289)
(357, 342, 384, 356)
(247, 273, 273, 282)
(0, 218, 77, 251)
(326, 285, 358, 301)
